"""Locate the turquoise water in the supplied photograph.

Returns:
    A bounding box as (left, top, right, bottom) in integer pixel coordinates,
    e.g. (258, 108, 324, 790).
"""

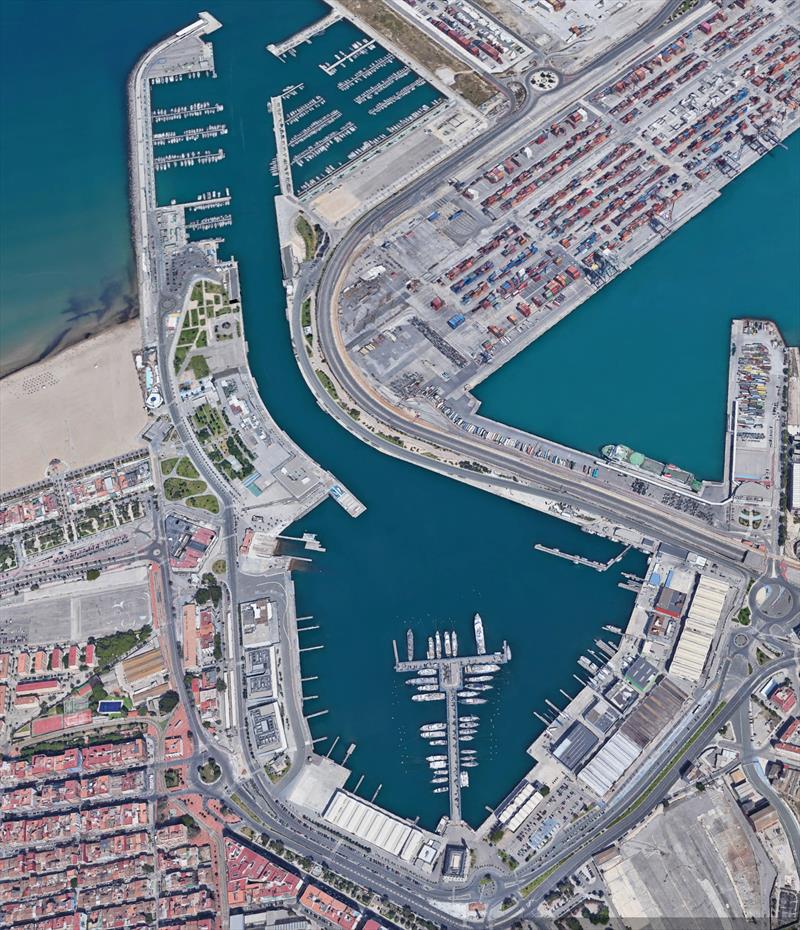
(1, 1, 797, 829)
(476, 134, 800, 482)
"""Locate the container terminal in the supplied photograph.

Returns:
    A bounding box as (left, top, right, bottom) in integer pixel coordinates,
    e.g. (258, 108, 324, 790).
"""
(393, 614, 511, 822)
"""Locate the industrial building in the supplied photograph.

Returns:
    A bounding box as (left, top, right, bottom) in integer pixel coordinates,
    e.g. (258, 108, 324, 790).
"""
(577, 730, 642, 798)
(668, 574, 730, 683)
(322, 790, 439, 866)
(551, 721, 599, 772)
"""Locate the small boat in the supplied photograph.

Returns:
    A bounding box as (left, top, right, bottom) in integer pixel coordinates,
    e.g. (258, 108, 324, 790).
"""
(419, 668, 437, 677)
(432, 775, 448, 784)
(416, 684, 439, 693)
(406, 629, 414, 661)
(426, 754, 447, 762)
(421, 723, 446, 733)
(463, 698, 487, 705)
(471, 684, 493, 691)
(413, 692, 445, 702)
(469, 663, 500, 673)
(444, 632, 452, 658)
(433, 786, 449, 794)
(452, 631, 458, 656)
(461, 715, 479, 723)
(429, 760, 447, 769)
(462, 760, 478, 768)
(406, 677, 431, 686)
(457, 690, 478, 699)
(474, 613, 486, 655)
(435, 631, 442, 658)
(427, 637, 435, 660)
(429, 739, 447, 746)
(464, 674, 493, 682)
(459, 735, 474, 742)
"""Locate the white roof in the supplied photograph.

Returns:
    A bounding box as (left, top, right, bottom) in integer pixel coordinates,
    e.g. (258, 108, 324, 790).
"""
(668, 575, 729, 683)
(578, 731, 642, 797)
(323, 790, 427, 862)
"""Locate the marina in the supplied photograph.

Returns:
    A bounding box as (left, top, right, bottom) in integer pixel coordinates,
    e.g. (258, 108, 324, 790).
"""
(394, 614, 510, 822)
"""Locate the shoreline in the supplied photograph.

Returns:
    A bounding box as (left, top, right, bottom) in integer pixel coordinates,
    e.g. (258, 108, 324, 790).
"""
(0, 295, 138, 382)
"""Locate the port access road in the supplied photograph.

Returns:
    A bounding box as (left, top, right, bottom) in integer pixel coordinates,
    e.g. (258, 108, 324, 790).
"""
(296, 1, 759, 578)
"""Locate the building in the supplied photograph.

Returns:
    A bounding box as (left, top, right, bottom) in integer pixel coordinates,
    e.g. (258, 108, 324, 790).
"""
(240, 599, 278, 649)
(668, 574, 730, 683)
(494, 780, 544, 833)
(770, 685, 797, 714)
(748, 802, 779, 832)
(299, 885, 360, 930)
(654, 586, 687, 618)
(322, 790, 439, 867)
(551, 721, 598, 772)
(441, 842, 469, 882)
(247, 704, 286, 759)
(577, 731, 642, 798)
(623, 656, 659, 693)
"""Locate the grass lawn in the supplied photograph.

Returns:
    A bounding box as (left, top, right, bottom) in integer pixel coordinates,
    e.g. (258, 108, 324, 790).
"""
(187, 494, 220, 514)
(164, 477, 207, 501)
(175, 457, 200, 479)
(160, 457, 179, 476)
(188, 354, 210, 380)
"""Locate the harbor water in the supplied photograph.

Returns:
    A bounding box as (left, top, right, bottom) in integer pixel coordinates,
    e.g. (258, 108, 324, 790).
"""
(1, 0, 798, 829)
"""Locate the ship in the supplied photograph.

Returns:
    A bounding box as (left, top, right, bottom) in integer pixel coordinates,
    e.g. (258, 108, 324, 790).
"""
(601, 443, 703, 492)
(452, 631, 458, 656)
(406, 677, 432, 686)
(426, 755, 447, 762)
(459, 771, 469, 788)
(427, 637, 435, 660)
(462, 697, 487, 705)
(429, 739, 447, 746)
(474, 613, 486, 655)
(459, 734, 474, 742)
(444, 632, 452, 657)
(470, 663, 500, 673)
(457, 690, 478, 699)
(413, 692, 445, 702)
(416, 684, 439, 692)
(419, 668, 437, 677)
(471, 684, 493, 691)
(421, 723, 446, 733)
(462, 760, 478, 768)
(429, 760, 447, 769)
(435, 631, 442, 658)
(461, 715, 479, 723)
(504, 641, 512, 662)
(464, 674, 493, 682)
(406, 629, 414, 661)
(433, 786, 449, 794)
(432, 775, 448, 784)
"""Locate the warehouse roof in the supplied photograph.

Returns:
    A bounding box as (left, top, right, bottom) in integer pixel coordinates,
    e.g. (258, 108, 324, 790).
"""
(668, 575, 729, 683)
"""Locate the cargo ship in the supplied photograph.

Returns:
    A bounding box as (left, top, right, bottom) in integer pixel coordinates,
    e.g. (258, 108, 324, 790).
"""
(601, 443, 703, 492)
(474, 613, 486, 654)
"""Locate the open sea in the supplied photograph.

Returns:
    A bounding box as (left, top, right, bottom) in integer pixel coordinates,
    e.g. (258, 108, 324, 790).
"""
(1, 0, 798, 829)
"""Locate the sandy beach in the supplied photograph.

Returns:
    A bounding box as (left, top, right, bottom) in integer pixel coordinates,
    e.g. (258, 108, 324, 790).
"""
(0, 320, 148, 493)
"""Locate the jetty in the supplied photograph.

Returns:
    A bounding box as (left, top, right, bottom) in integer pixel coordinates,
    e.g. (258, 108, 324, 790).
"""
(267, 11, 341, 58)
(534, 543, 631, 572)
(393, 618, 510, 824)
(269, 95, 294, 197)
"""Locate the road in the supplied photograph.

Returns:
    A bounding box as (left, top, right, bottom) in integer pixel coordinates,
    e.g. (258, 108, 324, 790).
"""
(294, 0, 758, 578)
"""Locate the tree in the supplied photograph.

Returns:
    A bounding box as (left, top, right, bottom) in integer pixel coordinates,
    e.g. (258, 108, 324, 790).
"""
(86, 568, 101, 581)
(158, 690, 179, 715)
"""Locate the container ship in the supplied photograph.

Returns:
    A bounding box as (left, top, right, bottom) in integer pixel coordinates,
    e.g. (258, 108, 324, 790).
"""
(601, 443, 702, 492)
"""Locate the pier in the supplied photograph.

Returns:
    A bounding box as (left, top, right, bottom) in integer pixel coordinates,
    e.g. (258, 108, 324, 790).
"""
(393, 617, 510, 824)
(320, 38, 376, 76)
(266, 11, 341, 59)
(533, 543, 631, 572)
(269, 95, 294, 197)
